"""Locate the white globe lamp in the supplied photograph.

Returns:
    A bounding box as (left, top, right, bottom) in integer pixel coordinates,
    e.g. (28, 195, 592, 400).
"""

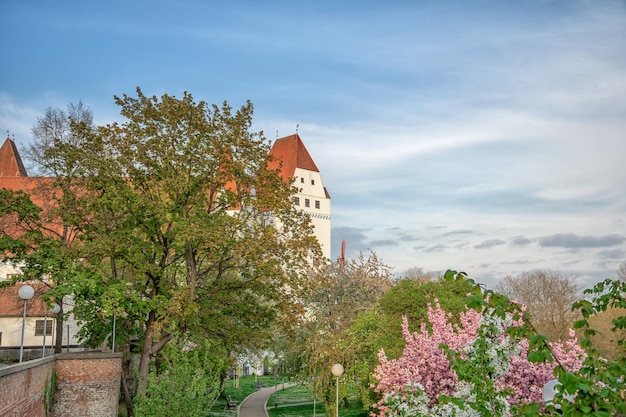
(18, 285, 35, 363)
(332, 363, 344, 417)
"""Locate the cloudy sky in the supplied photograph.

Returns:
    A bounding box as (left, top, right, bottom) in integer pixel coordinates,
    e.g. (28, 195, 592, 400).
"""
(1, 0, 625, 289)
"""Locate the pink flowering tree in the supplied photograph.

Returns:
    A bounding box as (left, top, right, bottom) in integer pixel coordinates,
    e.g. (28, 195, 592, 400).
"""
(372, 270, 586, 417)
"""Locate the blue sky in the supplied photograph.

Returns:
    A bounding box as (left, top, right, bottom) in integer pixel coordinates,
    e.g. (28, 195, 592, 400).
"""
(1, 0, 625, 289)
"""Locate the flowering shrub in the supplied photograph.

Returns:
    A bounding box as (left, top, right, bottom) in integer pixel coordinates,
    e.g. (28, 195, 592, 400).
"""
(372, 271, 586, 417)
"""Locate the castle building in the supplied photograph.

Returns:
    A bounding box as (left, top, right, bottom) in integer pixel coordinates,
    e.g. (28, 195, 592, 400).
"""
(0, 132, 331, 273)
(268, 134, 331, 260)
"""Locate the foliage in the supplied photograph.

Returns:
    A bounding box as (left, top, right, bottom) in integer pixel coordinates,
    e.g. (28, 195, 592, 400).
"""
(26, 100, 94, 177)
(496, 270, 581, 342)
(554, 278, 626, 415)
(300, 252, 393, 417)
(56, 88, 323, 398)
(132, 342, 222, 417)
(377, 276, 476, 358)
(335, 274, 475, 410)
(583, 305, 626, 360)
(373, 270, 587, 417)
(1, 88, 322, 409)
(400, 267, 437, 282)
(0, 101, 94, 353)
(0, 188, 78, 352)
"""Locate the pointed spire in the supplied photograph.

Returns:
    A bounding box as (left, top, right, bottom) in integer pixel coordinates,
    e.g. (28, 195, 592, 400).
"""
(0, 137, 28, 177)
(269, 133, 319, 182)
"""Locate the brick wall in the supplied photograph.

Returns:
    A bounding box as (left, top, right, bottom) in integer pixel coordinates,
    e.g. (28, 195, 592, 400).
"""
(0, 352, 122, 417)
(52, 353, 121, 417)
(0, 357, 55, 417)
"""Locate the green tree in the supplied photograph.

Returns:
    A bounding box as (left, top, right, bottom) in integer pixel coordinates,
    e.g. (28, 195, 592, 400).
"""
(39, 88, 321, 402)
(0, 102, 95, 353)
(133, 341, 224, 417)
(302, 251, 392, 417)
(0, 188, 81, 355)
(376, 275, 476, 358)
(341, 274, 475, 411)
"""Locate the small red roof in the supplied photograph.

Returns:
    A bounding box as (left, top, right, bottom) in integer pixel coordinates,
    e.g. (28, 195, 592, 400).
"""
(269, 134, 319, 182)
(0, 138, 27, 177)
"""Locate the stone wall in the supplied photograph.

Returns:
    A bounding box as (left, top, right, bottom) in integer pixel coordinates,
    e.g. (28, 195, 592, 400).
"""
(0, 352, 122, 417)
(52, 353, 122, 417)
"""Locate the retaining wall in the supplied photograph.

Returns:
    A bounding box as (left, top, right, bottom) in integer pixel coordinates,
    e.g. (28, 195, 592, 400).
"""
(0, 357, 55, 417)
(0, 352, 122, 417)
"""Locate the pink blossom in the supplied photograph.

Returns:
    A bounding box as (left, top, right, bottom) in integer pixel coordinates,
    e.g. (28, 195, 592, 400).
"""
(372, 302, 586, 416)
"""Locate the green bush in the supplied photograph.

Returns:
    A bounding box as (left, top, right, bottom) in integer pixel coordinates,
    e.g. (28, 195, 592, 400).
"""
(133, 345, 222, 417)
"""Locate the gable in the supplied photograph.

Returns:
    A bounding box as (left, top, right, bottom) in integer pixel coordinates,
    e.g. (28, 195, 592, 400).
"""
(269, 134, 319, 182)
(0, 138, 27, 178)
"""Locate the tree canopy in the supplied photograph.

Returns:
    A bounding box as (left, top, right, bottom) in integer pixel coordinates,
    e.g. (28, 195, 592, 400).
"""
(2, 89, 323, 403)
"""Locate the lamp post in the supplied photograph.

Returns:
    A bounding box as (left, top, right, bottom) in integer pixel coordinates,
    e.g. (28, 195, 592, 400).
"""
(112, 314, 116, 353)
(18, 285, 35, 363)
(331, 363, 344, 417)
(42, 303, 60, 358)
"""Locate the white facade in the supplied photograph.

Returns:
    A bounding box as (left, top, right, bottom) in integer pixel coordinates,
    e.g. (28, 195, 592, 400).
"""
(0, 268, 81, 351)
(292, 167, 331, 260)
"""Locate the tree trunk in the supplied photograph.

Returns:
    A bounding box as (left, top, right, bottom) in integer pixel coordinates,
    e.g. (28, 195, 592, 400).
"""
(136, 313, 173, 396)
(121, 365, 134, 417)
(136, 317, 154, 396)
(54, 305, 64, 354)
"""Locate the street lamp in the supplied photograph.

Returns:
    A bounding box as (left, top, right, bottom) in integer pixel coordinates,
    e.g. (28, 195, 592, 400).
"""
(331, 363, 344, 417)
(18, 285, 35, 363)
(42, 303, 60, 358)
(543, 379, 574, 410)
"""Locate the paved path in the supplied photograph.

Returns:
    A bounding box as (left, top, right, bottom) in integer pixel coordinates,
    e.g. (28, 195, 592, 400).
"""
(238, 383, 296, 417)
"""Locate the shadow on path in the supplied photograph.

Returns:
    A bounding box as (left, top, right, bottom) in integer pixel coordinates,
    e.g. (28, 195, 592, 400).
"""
(238, 383, 296, 417)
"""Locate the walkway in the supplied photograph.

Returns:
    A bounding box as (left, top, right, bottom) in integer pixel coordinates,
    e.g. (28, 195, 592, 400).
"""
(238, 383, 295, 417)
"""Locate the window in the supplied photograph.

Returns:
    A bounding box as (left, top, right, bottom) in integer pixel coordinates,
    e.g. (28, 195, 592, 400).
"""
(305, 199, 310, 207)
(35, 319, 53, 336)
(311, 179, 315, 185)
(293, 197, 300, 206)
(300, 177, 304, 183)
(315, 200, 320, 209)
(0, 332, 2, 347)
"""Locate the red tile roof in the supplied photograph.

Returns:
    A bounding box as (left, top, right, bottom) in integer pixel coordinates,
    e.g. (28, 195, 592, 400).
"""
(0, 283, 52, 317)
(269, 134, 319, 181)
(0, 138, 27, 177)
(0, 138, 67, 237)
(0, 176, 65, 238)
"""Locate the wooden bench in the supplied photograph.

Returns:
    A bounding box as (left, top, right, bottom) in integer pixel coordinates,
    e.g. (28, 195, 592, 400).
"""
(255, 381, 265, 389)
(225, 395, 238, 409)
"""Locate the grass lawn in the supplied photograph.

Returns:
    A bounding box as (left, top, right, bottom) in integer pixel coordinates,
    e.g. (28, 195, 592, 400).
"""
(267, 403, 368, 417)
(266, 383, 368, 417)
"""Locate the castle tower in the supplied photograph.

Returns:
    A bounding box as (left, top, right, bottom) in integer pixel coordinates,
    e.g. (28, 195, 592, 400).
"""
(269, 134, 331, 260)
